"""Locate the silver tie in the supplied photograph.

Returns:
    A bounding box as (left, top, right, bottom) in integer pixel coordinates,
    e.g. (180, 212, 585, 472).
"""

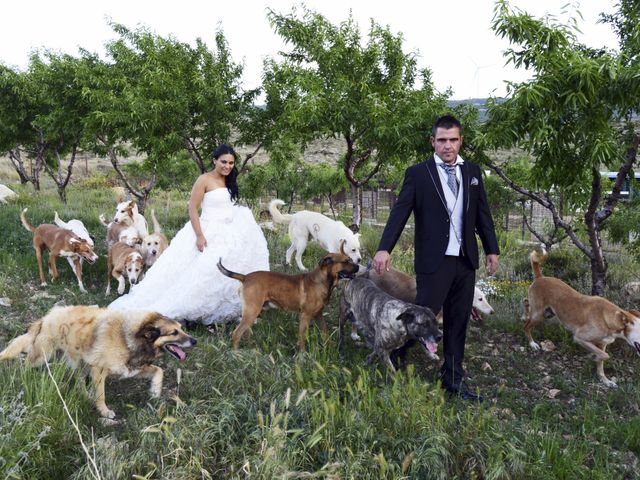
(440, 164, 459, 198)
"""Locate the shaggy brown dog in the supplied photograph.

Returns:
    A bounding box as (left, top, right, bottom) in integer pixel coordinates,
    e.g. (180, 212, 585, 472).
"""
(21, 208, 98, 293)
(524, 250, 640, 387)
(218, 244, 359, 351)
(0, 306, 196, 419)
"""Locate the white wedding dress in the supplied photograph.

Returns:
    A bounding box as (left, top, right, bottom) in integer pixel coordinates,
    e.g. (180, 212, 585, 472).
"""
(108, 188, 269, 324)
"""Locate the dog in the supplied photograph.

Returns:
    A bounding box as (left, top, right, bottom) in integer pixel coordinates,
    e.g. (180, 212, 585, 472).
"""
(53, 211, 95, 247)
(523, 250, 640, 387)
(364, 266, 494, 323)
(0, 306, 196, 418)
(21, 208, 98, 293)
(106, 241, 145, 295)
(100, 200, 149, 247)
(269, 199, 362, 271)
(141, 209, 168, 267)
(340, 277, 441, 372)
(0, 184, 18, 204)
(217, 243, 360, 351)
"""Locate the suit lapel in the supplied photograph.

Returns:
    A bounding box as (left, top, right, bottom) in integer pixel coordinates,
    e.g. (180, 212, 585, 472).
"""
(425, 157, 448, 213)
(461, 161, 470, 213)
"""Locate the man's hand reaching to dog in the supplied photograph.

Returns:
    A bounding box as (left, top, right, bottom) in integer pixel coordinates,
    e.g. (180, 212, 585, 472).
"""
(486, 254, 499, 276)
(373, 250, 391, 275)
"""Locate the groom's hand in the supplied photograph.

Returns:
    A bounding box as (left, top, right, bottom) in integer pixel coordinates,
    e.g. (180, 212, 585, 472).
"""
(372, 250, 391, 275)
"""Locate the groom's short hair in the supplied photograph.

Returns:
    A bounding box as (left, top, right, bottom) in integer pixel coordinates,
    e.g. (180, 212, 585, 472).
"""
(432, 115, 462, 136)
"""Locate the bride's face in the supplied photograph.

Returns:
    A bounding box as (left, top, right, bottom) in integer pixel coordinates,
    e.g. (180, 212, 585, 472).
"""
(214, 153, 235, 176)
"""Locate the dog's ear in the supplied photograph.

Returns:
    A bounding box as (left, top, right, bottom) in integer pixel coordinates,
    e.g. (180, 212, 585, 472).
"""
(608, 310, 632, 331)
(137, 324, 161, 342)
(339, 239, 347, 256)
(320, 255, 334, 267)
(628, 309, 640, 319)
(396, 309, 415, 325)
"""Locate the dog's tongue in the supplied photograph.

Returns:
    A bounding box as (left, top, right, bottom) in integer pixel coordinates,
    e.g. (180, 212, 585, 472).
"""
(167, 344, 187, 361)
(419, 338, 438, 354)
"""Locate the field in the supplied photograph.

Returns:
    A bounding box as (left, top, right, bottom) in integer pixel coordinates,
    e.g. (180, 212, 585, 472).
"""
(1, 172, 640, 479)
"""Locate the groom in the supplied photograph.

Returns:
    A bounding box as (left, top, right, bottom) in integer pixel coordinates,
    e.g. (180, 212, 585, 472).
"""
(373, 115, 499, 402)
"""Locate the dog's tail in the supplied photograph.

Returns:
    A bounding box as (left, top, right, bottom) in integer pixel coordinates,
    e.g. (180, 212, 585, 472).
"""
(217, 258, 246, 282)
(20, 208, 35, 233)
(268, 199, 293, 225)
(530, 249, 548, 279)
(151, 209, 162, 234)
(53, 211, 67, 229)
(0, 320, 41, 361)
(99, 213, 110, 227)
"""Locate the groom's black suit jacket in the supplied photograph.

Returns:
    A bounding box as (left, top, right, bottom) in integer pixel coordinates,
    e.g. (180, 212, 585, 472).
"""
(378, 156, 499, 274)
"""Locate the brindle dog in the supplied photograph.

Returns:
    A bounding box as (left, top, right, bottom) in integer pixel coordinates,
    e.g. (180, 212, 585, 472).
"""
(340, 277, 441, 372)
(218, 242, 359, 351)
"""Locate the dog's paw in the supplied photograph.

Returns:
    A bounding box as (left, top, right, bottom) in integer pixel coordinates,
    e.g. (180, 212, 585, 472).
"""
(100, 408, 116, 419)
(350, 332, 361, 342)
(40, 281, 48, 287)
(602, 377, 618, 388)
(529, 341, 541, 351)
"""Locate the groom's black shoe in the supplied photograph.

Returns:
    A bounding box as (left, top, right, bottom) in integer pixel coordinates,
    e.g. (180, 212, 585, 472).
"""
(443, 382, 484, 403)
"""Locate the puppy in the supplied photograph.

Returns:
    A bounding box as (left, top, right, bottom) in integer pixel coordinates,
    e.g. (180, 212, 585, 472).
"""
(0, 306, 196, 418)
(524, 250, 640, 387)
(100, 200, 149, 247)
(217, 243, 360, 351)
(340, 277, 441, 372)
(141, 209, 168, 267)
(21, 208, 98, 293)
(106, 241, 145, 295)
(269, 199, 362, 271)
(364, 266, 494, 322)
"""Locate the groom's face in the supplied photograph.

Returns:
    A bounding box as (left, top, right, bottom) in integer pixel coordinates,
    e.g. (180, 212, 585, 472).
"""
(431, 127, 463, 165)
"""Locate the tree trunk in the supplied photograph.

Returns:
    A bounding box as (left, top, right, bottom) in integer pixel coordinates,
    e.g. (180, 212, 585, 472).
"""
(350, 183, 361, 232)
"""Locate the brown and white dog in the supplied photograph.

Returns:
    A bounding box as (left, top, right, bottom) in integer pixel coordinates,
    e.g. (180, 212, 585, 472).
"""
(141, 209, 168, 267)
(217, 243, 360, 351)
(524, 250, 640, 387)
(21, 208, 98, 293)
(106, 241, 145, 295)
(0, 306, 196, 419)
(100, 200, 149, 248)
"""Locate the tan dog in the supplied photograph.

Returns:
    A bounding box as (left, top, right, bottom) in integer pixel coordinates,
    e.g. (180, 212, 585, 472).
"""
(217, 245, 360, 351)
(21, 208, 98, 293)
(0, 306, 196, 419)
(141, 209, 168, 267)
(100, 200, 149, 247)
(106, 241, 145, 295)
(524, 250, 640, 387)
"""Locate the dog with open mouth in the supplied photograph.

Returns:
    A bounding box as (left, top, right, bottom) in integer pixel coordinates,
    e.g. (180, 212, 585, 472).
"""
(524, 250, 640, 387)
(340, 277, 441, 372)
(0, 306, 196, 419)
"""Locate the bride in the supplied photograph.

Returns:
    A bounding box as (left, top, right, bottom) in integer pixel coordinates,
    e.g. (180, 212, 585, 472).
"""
(109, 144, 270, 325)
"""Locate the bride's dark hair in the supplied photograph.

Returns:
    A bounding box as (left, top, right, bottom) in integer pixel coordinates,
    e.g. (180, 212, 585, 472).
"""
(213, 144, 239, 203)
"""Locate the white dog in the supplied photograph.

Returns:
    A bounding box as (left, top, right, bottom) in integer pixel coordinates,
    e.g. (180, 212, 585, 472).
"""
(54, 212, 94, 247)
(0, 185, 18, 204)
(269, 199, 362, 270)
(100, 200, 149, 247)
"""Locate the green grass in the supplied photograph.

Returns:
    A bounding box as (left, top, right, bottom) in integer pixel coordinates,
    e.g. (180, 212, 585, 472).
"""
(1, 181, 640, 479)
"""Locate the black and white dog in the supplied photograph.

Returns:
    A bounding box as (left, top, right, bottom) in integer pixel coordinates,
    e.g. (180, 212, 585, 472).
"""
(340, 277, 441, 372)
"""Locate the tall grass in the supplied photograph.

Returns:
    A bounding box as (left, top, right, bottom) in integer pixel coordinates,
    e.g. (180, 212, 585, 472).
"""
(0, 181, 639, 478)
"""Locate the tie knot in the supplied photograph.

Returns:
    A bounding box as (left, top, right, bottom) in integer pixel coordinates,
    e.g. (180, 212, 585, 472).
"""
(440, 163, 457, 174)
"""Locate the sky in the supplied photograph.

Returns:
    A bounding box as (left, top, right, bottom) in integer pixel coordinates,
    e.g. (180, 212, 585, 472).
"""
(1, 0, 619, 100)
